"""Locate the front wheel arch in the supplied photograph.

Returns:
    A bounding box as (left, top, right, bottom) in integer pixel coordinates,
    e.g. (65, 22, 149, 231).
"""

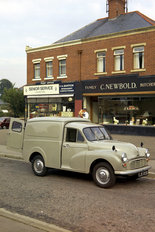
(90, 159, 114, 174)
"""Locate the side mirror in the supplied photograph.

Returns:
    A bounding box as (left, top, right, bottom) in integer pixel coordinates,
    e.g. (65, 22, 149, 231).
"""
(141, 142, 144, 147)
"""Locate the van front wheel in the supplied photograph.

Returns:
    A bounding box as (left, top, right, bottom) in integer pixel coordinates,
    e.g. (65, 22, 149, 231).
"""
(32, 155, 48, 176)
(92, 162, 116, 188)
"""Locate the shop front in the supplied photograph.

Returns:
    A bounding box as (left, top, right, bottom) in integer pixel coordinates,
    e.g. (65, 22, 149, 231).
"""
(82, 74, 155, 127)
(24, 82, 75, 119)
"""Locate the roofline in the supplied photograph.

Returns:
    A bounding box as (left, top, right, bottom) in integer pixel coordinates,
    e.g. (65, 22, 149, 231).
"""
(135, 11, 155, 25)
(100, 10, 155, 25)
(25, 25, 155, 54)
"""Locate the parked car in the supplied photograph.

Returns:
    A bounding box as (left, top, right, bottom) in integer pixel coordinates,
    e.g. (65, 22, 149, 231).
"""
(7, 117, 151, 188)
(0, 117, 10, 129)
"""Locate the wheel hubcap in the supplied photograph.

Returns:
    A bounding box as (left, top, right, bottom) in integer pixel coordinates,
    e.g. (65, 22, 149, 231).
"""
(96, 167, 110, 184)
(34, 159, 44, 174)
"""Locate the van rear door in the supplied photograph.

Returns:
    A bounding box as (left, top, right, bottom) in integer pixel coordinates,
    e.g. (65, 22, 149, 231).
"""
(7, 118, 25, 150)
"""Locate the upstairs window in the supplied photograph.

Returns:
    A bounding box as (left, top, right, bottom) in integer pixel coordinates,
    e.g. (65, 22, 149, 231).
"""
(44, 57, 54, 79)
(46, 61, 53, 78)
(133, 46, 144, 70)
(114, 49, 124, 71)
(34, 63, 40, 79)
(97, 51, 106, 73)
(59, 59, 66, 76)
(57, 55, 68, 79)
(32, 58, 41, 80)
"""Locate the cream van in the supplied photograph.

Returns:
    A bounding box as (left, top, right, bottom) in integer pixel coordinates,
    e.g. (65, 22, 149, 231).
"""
(7, 117, 151, 188)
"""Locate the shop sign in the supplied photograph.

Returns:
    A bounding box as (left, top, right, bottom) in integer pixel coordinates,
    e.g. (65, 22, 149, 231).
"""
(83, 75, 155, 94)
(100, 82, 137, 91)
(24, 84, 59, 96)
(59, 83, 74, 94)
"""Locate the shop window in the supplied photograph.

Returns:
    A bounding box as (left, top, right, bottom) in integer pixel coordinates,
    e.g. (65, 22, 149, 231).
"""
(26, 96, 74, 119)
(133, 46, 144, 70)
(46, 61, 53, 78)
(98, 97, 155, 126)
(34, 63, 40, 79)
(114, 49, 124, 71)
(97, 51, 106, 73)
(57, 55, 68, 79)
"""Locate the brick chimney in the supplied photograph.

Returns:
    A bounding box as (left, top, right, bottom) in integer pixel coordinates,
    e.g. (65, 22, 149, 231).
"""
(108, 0, 126, 19)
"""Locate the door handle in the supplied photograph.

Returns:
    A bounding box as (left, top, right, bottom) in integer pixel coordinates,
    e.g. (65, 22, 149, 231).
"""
(63, 144, 70, 148)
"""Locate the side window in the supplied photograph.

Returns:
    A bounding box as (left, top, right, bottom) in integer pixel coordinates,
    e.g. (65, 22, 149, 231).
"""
(77, 130, 85, 142)
(66, 128, 84, 143)
(12, 121, 22, 132)
(66, 128, 76, 142)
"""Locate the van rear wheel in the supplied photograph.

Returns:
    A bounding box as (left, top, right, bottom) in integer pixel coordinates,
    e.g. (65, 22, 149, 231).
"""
(32, 155, 48, 176)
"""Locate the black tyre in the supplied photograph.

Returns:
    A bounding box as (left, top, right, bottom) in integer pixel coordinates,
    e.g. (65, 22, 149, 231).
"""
(32, 155, 48, 176)
(92, 162, 116, 188)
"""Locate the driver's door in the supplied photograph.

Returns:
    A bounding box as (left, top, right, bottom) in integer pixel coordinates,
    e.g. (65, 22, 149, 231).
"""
(61, 127, 88, 172)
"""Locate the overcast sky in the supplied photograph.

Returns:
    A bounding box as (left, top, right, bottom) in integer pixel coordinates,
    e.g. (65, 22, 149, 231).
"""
(0, 0, 155, 87)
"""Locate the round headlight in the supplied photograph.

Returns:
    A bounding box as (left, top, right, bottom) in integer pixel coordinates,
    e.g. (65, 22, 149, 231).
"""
(122, 153, 128, 163)
(145, 149, 150, 158)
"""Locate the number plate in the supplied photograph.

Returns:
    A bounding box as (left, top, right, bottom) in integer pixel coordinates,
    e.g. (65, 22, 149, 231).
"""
(138, 170, 148, 177)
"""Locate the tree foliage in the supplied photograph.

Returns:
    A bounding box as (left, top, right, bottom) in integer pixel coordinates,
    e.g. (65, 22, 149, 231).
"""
(0, 79, 13, 95)
(2, 88, 25, 117)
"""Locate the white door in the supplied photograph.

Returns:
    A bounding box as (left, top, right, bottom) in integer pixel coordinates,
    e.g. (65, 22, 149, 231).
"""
(7, 118, 25, 150)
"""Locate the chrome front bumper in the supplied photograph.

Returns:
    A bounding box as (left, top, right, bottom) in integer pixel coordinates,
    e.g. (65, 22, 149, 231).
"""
(115, 165, 151, 175)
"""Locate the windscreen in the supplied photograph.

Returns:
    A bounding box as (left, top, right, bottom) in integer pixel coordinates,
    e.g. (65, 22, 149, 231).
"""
(83, 126, 112, 142)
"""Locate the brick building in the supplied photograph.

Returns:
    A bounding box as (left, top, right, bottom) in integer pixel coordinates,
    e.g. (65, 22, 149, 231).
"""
(25, 0, 155, 126)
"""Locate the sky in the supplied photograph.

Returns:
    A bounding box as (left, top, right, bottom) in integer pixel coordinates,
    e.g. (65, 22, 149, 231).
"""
(0, 0, 155, 88)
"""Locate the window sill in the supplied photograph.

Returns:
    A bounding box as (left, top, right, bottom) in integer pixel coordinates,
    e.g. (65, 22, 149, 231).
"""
(32, 78, 41, 81)
(130, 69, 146, 73)
(94, 72, 107, 75)
(57, 75, 67, 79)
(44, 77, 54, 80)
(112, 70, 126, 74)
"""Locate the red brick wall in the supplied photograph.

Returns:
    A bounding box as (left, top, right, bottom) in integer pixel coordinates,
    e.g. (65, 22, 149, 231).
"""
(26, 29, 155, 85)
(108, 0, 125, 19)
(75, 100, 82, 117)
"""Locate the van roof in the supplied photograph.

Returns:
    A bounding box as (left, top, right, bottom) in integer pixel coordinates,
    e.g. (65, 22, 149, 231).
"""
(28, 117, 90, 124)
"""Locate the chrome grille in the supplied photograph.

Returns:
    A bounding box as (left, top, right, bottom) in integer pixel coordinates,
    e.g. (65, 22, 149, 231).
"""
(130, 159, 147, 169)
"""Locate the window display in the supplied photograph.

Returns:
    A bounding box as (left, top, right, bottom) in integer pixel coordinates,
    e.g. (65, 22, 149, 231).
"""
(98, 96, 155, 126)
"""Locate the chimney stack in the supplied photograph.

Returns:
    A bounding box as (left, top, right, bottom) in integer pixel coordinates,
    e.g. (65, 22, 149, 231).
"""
(107, 0, 126, 19)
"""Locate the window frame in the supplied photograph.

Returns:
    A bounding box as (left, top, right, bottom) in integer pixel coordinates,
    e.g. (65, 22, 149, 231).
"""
(97, 51, 106, 73)
(44, 57, 54, 80)
(34, 63, 41, 80)
(45, 61, 53, 79)
(57, 55, 68, 79)
(133, 46, 144, 70)
(65, 128, 85, 143)
(114, 49, 124, 72)
(32, 58, 41, 81)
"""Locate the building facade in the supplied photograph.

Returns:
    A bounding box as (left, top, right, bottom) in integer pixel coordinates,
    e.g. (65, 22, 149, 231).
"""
(25, 0, 155, 126)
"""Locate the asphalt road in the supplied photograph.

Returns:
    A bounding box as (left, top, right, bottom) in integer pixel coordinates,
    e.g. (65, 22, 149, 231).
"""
(0, 158, 155, 232)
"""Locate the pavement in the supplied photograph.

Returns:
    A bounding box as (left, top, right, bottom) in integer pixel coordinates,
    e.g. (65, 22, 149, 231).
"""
(0, 208, 71, 232)
(0, 132, 155, 231)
